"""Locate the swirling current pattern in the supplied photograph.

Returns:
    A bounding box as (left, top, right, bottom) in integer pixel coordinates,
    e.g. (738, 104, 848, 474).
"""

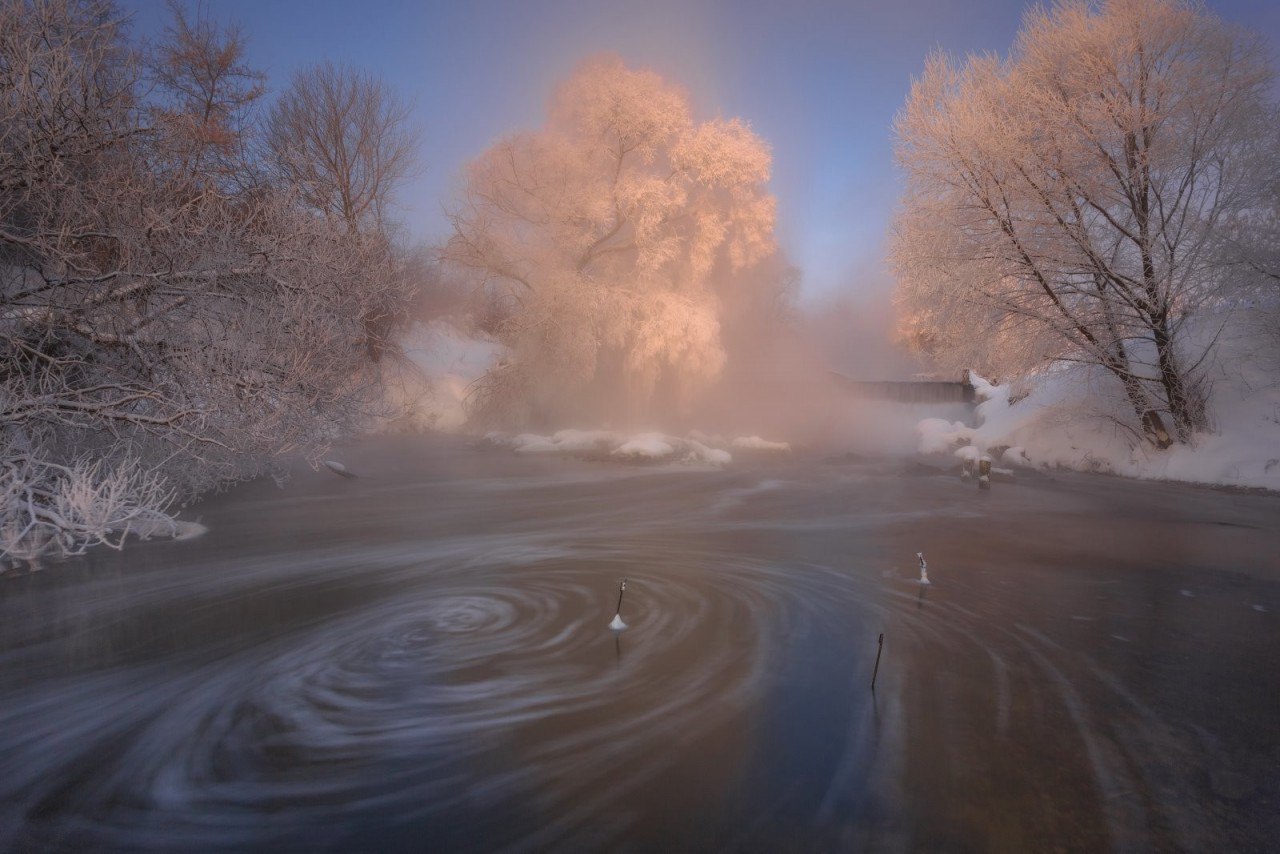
(0, 531, 885, 852)
(1, 446, 1277, 852)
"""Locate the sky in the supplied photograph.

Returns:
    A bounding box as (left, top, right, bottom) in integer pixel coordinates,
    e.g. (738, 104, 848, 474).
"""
(121, 0, 1280, 303)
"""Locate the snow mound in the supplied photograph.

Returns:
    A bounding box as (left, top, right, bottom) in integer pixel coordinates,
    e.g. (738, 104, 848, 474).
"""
(917, 364, 1280, 491)
(685, 440, 733, 467)
(614, 433, 676, 458)
(169, 520, 209, 541)
(730, 435, 791, 452)
(485, 430, 733, 466)
(124, 518, 208, 542)
(551, 429, 618, 452)
(510, 434, 562, 454)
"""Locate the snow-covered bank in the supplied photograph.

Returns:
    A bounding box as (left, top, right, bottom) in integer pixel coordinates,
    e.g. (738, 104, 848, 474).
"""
(919, 369, 1280, 491)
(483, 429, 793, 467)
(486, 430, 731, 466)
(387, 321, 801, 467)
(731, 435, 792, 452)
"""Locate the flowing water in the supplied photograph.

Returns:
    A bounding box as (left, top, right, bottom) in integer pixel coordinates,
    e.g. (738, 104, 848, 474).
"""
(1, 435, 1277, 852)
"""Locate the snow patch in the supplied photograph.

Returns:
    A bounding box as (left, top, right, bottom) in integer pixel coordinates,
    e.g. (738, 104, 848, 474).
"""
(730, 435, 791, 452)
(124, 518, 208, 542)
(614, 433, 676, 459)
(918, 417, 974, 454)
(510, 434, 562, 454)
(551, 429, 617, 452)
(485, 430, 734, 466)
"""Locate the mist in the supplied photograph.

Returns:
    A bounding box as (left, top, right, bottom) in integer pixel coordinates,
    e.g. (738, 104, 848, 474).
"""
(425, 53, 962, 454)
(5, 2, 1280, 852)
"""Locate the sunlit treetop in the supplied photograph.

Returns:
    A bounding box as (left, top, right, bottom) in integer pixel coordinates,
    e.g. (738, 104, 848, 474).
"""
(447, 54, 783, 425)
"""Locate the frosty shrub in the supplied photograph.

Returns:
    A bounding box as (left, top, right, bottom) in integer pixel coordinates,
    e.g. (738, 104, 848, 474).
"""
(0, 455, 178, 565)
(0, 0, 418, 562)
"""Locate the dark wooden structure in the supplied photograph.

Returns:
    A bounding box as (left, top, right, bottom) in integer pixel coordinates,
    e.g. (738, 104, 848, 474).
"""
(830, 371, 976, 404)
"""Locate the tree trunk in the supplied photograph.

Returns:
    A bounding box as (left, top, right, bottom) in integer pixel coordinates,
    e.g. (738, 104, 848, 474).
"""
(1152, 318, 1205, 441)
(1107, 358, 1172, 449)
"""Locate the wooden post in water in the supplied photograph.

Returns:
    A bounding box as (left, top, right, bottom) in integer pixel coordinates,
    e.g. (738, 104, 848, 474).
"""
(871, 633, 885, 691)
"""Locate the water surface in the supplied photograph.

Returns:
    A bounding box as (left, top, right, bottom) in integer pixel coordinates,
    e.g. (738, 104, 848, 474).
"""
(2, 436, 1277, 851)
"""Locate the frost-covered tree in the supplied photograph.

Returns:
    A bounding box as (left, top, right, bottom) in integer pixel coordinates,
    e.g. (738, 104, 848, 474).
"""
(0, 0, 415, 563)
(1235, 172, 1280, 373)
(444, 56, 779, 425)
(891, 0, 1277, 444)
(145, 0, 265, 182)
(266, 60, 417, 360)
(266, 61, 416, 235)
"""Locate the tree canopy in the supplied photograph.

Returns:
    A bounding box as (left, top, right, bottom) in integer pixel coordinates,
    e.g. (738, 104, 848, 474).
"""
(446, 56, 782, 426)
(891, 0, 1278, 443)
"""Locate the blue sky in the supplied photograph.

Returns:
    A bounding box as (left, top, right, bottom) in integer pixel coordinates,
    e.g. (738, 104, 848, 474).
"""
(122, 0, 1280, 302)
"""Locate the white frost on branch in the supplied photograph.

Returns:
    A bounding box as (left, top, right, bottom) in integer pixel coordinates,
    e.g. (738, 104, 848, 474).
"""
(0, 455, 203, 566)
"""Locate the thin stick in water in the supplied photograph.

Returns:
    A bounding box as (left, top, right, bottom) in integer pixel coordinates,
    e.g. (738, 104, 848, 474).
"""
(871, 632, 885, 691)
(609, 578, 629, 631)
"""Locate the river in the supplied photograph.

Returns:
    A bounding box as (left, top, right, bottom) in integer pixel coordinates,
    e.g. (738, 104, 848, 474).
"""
(1, 434, 1277, 851)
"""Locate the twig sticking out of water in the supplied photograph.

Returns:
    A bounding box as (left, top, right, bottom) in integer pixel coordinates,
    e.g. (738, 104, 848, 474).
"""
(609, 578, 628, 631)
(871, 632, 885, 691)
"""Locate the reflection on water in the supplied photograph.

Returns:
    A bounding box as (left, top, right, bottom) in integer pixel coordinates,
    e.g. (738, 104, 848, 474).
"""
(1, 435, 1277, 851)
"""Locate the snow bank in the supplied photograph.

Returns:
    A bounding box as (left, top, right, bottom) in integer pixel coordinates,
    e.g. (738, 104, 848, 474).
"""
(614, 433, 676, 458)
(550, 429, 618, 452)
(387, 320, 502, 432)
(486, 430, 734, 466)
(917, 364, 1280, 491)
(731, 435, 792, 452)
(919, 417, 975, 455)
(129, 519, 208, 541)
(507, 433, 562, 454)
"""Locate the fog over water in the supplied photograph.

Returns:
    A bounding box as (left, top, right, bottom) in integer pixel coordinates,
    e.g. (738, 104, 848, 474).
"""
(2, 435, 1276, 851)
(5, 2, 1280, 850)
